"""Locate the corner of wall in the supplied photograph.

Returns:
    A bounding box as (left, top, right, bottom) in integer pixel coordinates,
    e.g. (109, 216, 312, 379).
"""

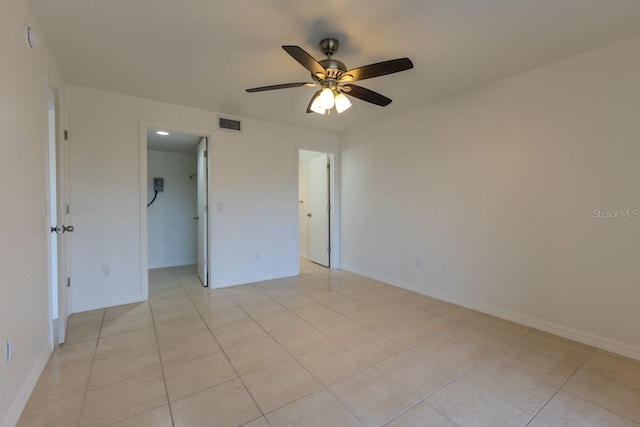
(0, 344, 51, 427)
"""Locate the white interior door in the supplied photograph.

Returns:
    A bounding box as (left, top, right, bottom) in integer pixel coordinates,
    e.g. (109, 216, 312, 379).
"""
(48, 94, 69, 344)
(196, 138, 208, 286)
(308, 154, 330, 267)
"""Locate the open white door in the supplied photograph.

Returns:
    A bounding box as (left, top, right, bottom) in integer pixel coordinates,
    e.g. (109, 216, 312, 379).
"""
(47, 93, 70, 344)
(196, 137, 208, 286)
(308, 154, 330, 267)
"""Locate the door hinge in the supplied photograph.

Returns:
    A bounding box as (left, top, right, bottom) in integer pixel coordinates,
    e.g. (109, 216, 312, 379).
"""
(327, 245, 331, 253)
(204, 150, 208, 158)
(67, 277, 71, 287)
(64, 130, 68, 140)
(66, 204, 70, 214)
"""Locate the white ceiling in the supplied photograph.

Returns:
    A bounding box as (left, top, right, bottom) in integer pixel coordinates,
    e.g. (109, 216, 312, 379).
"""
(26, 0, 640, 133)
(147, 129, 202, 154)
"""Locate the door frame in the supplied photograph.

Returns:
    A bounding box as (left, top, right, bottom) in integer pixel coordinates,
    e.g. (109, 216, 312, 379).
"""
(45, 83, 69, 345)
(139, 121, 214, 297)
(296, 145, 340, 272)
(196, 137, 209, 286)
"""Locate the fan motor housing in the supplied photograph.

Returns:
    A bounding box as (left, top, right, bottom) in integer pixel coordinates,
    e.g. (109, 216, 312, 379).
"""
(317, 58, 347, 80)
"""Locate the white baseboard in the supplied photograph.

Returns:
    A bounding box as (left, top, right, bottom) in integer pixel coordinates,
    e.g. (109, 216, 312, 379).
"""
(341, 264, 640, 361)
(70, 294, 146, 314)
(148, 258, 197, 269)
(1, 343, 52, 427)
(299, 252, 309, 259)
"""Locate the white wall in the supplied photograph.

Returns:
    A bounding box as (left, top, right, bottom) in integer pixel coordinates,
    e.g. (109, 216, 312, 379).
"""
(66, 84, 340, 311)
(0, 1, 65, 425)
(298, 158, 310, 258)
(147, 150, 198, 268)
(341, 35, 640, 360)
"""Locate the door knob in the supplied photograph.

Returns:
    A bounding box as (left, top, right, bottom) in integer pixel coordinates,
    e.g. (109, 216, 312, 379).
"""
(50, 225, 63, 234)
(63, 225, 75, 232)
(307, 213, 312, 217)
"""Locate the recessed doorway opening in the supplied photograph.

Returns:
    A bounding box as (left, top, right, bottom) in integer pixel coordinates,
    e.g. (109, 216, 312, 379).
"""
(298, 149, 334, 270)
(143, 126, 210, 288)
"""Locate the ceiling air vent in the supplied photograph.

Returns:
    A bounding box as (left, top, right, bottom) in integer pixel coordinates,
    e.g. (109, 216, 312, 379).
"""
(218, 117, 241, 132)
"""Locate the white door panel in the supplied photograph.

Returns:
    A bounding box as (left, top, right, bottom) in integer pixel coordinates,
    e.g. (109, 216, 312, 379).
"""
(197, 138, 208, 286)
(308, 154, 329, 267)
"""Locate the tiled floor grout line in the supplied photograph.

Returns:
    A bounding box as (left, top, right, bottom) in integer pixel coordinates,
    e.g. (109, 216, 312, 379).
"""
(221, 284, 337, 419)
(180, 275, 269, 423)
(230, 278, 372, 425)
(250, 273, 495, 425)
(382, 328, 538, 426)
(37, 264, 639, 426)
(523, 347, 597, 426)
(559, 387, 640, 425)
(245, 273, 526, 426)
(75, 310, 106, 427)
(146, 269, 183, 426)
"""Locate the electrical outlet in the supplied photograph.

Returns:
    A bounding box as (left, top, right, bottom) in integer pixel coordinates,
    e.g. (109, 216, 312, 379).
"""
(6, 338, 14, 363)
(102, 265, 111, 276)
(415, 257, 423, 270)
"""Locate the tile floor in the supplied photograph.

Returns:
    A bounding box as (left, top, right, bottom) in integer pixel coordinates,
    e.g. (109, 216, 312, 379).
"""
(17, 260, 640, 426)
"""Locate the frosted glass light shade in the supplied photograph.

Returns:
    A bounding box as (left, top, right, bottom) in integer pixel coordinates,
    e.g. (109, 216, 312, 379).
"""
(310, 96, 326, 114)
(334, 93, 352, 113)
(319, 87, 335, 110)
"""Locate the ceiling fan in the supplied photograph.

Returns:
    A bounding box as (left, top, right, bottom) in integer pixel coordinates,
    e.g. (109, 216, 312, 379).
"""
(246, 38, 413, 115)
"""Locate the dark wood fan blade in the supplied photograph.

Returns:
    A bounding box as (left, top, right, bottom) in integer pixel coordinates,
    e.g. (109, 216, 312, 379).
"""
(341, 58, 413, 82)
(306, 90, 321, 113)
(282, 46, 326, 77)
(342, 84, 392, 106)
(246, 82, 312, 93)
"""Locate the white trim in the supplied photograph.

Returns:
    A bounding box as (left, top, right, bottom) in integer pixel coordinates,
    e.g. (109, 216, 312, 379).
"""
(1, 344, 51, 427)
(341, 264, 640, 361)
(70, 295, 146, 314)
(148, 259, 197, 269)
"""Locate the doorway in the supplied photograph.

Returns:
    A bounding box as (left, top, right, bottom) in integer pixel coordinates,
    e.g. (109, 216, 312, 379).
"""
(298, 149, 332, 268)
(145, 129, 209, 286)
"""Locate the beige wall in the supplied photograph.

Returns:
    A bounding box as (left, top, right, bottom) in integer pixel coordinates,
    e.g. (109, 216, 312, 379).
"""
(341, 35, 640, 359)
(0, 1, 65, 425)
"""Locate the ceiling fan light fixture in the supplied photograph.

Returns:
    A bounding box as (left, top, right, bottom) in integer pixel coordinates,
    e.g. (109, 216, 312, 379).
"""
(310, 96, 326, 114)
(246, 39, 414, 115)
(334, 93, 352, 113)
(318, 87, 335, 110)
